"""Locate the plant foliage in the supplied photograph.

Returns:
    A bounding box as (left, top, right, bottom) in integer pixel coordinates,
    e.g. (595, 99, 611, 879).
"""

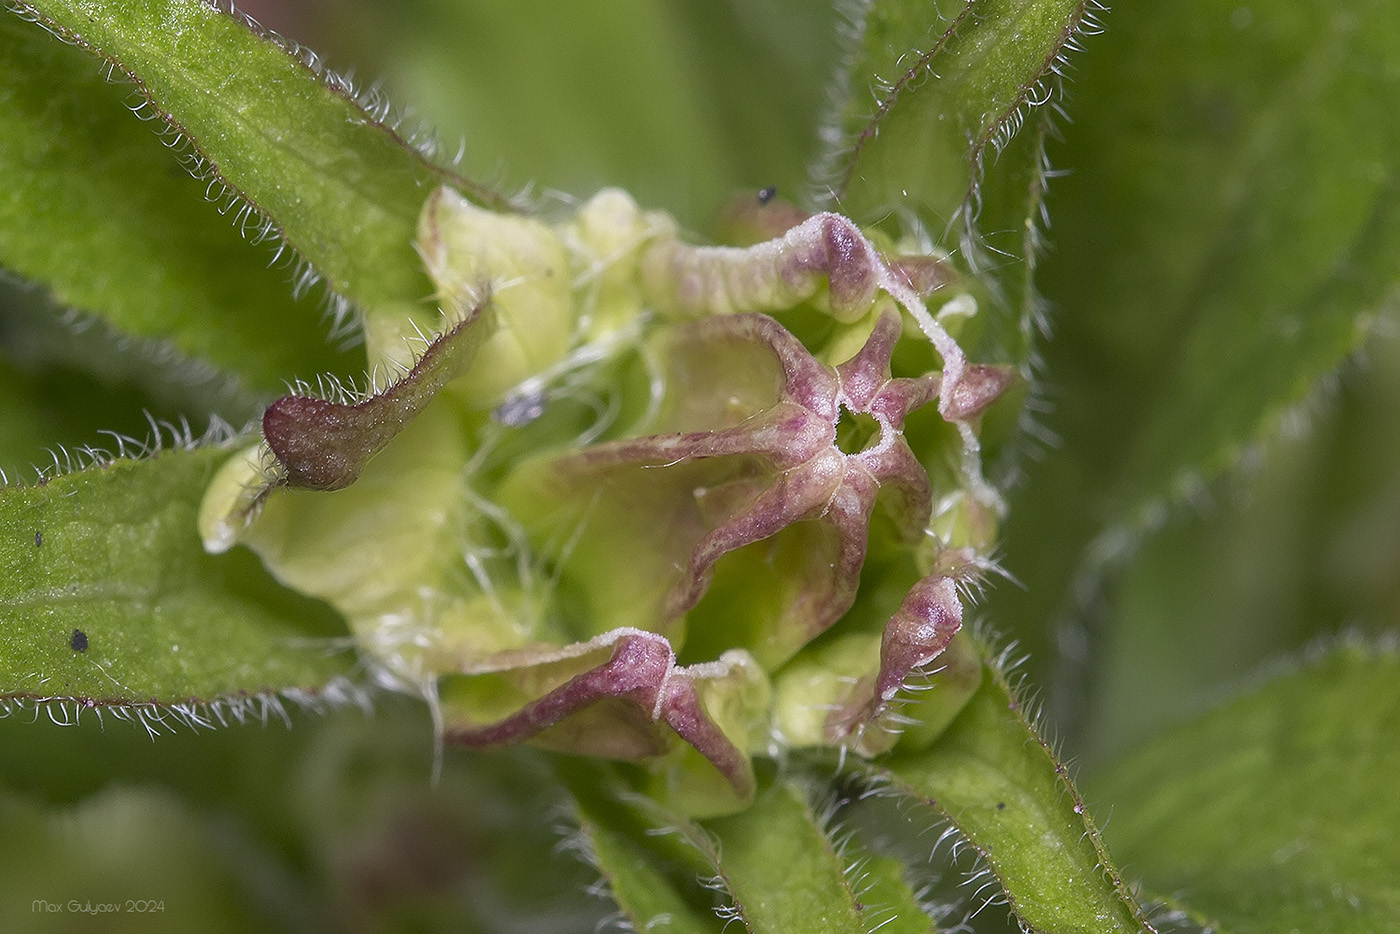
(2, 1, 1397, 932)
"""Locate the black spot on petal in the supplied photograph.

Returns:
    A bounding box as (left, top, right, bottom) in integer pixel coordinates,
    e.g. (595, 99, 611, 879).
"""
(70, 629, 88, 653)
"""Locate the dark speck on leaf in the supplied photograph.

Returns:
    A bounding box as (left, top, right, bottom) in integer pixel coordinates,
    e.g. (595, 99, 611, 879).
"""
(35, 530, 42, 547)
(70, 629, 88, 653)
(996, 801, 1006, 811)
(757, 185, 777, 205)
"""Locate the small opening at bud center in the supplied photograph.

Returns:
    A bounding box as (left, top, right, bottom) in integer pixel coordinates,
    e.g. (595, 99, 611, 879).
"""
(834, 406, 882, 455)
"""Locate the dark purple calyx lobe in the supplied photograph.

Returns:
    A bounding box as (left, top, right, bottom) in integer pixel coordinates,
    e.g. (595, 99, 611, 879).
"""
(263, 304, 487, 490)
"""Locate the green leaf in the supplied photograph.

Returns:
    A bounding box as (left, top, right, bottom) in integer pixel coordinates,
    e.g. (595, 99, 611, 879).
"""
(570, 780, 721, 934)
(1081, 334, 1400, 767)
(10, 0, 503, 317)
(951, 111, 1055, 483)
(848, 853, 944, 934)
(0, 16, 348, 393)
(990, 0, 1400, 673)
(701, 780, 868, 933)
(826, 0, 1092, 240)
(581, 823, 720, 934)
(967, 113, 1053, 367)
(818, 0, 1088, 479)
(1092, 640, 1400, 933)
(1064, 0, 1400, 525)
(570, 769, 885, 934)
(879, 656, 1152, 934)
(0, 446, 354, 707)
(568, 764, 952, 934)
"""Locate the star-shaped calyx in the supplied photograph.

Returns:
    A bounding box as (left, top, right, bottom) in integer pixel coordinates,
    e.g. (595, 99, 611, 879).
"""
(646, 306, 939, 645)
(468, 304, 1010, 791)
(502, 304, 1007, 669)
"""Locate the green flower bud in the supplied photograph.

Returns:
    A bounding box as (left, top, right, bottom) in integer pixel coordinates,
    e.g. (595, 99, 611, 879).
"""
(200, 187, 1010, 815)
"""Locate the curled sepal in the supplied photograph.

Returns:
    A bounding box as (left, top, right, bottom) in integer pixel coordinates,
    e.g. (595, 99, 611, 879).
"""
(198, 302, 489, 553)
(639, 208, 1010, 453)
(265, 303, 488, 492)
(772, 575, 982, 758)
(644, 211, 888, 322)
(828, 583, 984, 757)
(500, 309, 943, 669)
(441, 629, 769, 816)
(827, 571, 963, 753)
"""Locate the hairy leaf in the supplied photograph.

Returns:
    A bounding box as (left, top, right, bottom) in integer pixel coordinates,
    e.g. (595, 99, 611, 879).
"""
(0, 16, 346, 392)
(0, 446, 354, 708)
(851, 853, 943, 934)
(1082, 334, 1400, 766)
(991, 0, 1400, 679)
(826, 0, 1091, 241)
(700, 781, 867, 934)
(1092, 640, 1400, 933)
(819, 0, 1088, 483)
(569, 774, 722, 934)
(11, 0, 504, 317)
(880, 657, 1153, 933)
(581, 823, 720, 934)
